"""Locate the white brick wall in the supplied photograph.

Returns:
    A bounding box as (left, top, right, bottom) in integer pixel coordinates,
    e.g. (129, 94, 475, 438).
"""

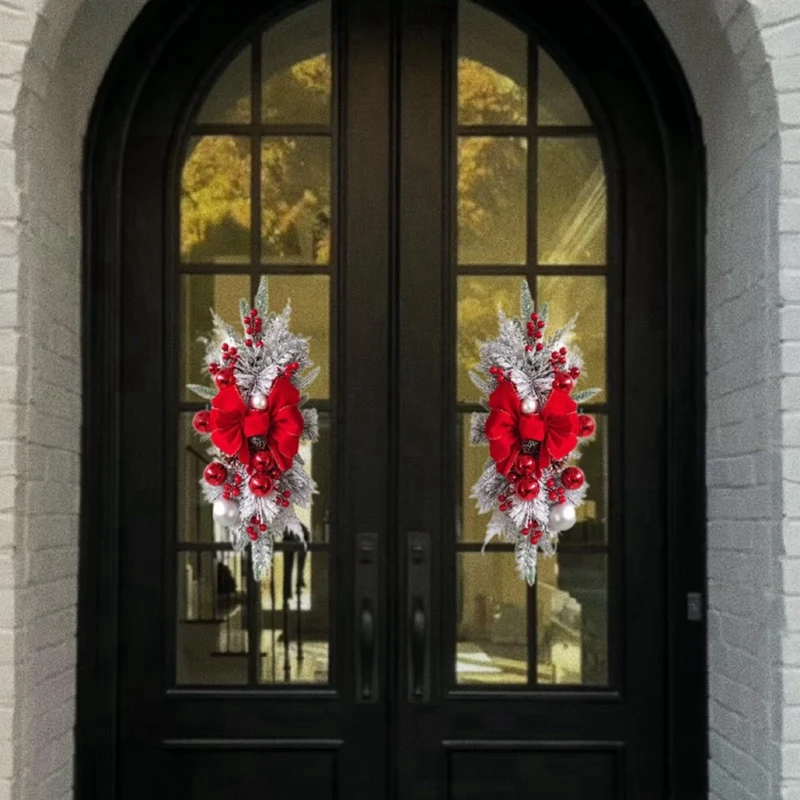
(0, 0, 795, 797)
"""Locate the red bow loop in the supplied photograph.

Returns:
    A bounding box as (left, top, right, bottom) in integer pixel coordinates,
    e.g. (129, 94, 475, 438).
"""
(208, 377, 304, 470)
(484, 381, 579, 476)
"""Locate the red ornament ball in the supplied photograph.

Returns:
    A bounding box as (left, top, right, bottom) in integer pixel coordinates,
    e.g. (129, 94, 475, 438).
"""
(203, 462, 227, 486)
(251, 449, 275, 474)
(578, 414, 596, 438)
(515, 453, 536, 477)
(515, 476, 540, 502)
(562, 467, 585, 490)
(214, 368, 235, 389)
(248, 474, 274, 497)
(192, 410, 212, 434)
(553, 372, 575, 393)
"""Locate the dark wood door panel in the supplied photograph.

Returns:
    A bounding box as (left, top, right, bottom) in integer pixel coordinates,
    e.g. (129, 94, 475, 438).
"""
(448, 747, 619, 799)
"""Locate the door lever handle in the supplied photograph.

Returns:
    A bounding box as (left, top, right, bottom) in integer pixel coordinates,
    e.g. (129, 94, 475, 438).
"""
(359, 601, 375, 700)
(410, 599, 426, 699)
(356, 533, 378, 703)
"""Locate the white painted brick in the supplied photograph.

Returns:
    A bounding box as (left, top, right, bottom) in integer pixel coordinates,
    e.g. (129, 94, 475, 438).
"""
(763, 17, 800, 59)
(781, 93, 800, 126)
(775, 56, 800, 93)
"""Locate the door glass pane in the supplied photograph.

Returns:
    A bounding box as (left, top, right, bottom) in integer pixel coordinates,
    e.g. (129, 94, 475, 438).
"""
(538, 137, 606, 265)
(261, 137, 331, 264)
(176, 550, 248, 685)
(536, 275, 606, 401)
(569, 414, 608, 546)
(178, 413, 229, 544)
(264, 275, 330, 399)
(179, 273, 250, 402)
(458, 413, 491, 543)
(262, 0, 331, 125)
(458, 1, 527, 126)
(537, 552, 608, 685)
(457, 552, 528, 685)
(458, 137, 527, 265)
(259, 551, 330, 683)
(196, 46, 251, 124)
(181, 136, 251, 264)
(457, 275, 523, 403)
(537, 49, 591, 127)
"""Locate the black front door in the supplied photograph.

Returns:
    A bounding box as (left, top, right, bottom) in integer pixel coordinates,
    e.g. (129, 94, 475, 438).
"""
(79, 1, 707, 797)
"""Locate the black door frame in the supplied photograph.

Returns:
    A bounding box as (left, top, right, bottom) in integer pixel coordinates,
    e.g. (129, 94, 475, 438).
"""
(77, 0, 707, 797)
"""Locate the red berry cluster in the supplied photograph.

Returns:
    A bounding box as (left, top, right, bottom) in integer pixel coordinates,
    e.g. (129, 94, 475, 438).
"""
(244, 308, 264, 348)
(521, 519, 542, 544)
(525, 313, 546, 352)
(546, 476, 566, 504)
(247, 515, 268, 541)
(489, 365, 508, 383)
(222, 471, 243, 500)
(283, 361, 300, 379)
(497, 493, 514, 513)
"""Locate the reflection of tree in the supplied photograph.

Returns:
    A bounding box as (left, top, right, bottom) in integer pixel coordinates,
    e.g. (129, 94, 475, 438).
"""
(458, 57, 526, 125)
(263, 54, 331, 124)
(181, 55, 332, 263)
(457, 278, 519, 400)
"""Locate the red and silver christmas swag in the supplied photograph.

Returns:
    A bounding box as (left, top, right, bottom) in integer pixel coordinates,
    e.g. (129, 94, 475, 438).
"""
(188, 277, 319, 580)
(470, 281, 598, 585)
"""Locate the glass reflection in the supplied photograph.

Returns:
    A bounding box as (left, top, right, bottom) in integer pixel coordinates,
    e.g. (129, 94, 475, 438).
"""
(261, 137, 331, 264)
(536, 553, 608, 685)
(179, 273, 250, 402)
(457, 552, 528, 684)
(458, 0, 527, 126)
(181, 137, 251, 264)
(176, 550, 248, 685)
(537, 49, 591, 127)
(259, 551, 330, 683)
(196, 46, 251, 124)
(262, 0, 331, 125)
(538, 137, 606, 265)
(265, 275, 330, 399)
(457, 275, 524, 403)
(458, 137, 527, 265)
(537, 275, 606, 401)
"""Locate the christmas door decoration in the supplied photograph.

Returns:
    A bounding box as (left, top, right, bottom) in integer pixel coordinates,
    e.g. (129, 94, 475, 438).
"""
(469, 281, 599, 586)
(187, 277, 319, 580)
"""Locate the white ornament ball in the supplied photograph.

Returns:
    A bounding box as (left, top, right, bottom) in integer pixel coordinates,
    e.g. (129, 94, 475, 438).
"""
(521, 396, 538, 415)
(251, 392, 268, 410)
(549, 501, 577, 532)
(212, 498, 239, 527)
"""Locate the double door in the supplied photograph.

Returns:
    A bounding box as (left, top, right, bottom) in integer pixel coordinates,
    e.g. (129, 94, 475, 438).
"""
(83, 0, 705, 797)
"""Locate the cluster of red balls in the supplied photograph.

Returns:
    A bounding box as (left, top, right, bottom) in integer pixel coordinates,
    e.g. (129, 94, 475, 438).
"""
(243, 308, 264, 348)
(192, 412, 293, 513)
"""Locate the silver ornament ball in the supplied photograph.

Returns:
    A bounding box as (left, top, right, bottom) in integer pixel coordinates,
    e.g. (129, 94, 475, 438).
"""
(521, 396, 539, 415)
(251, 392, 268, 410)
(212, 497, 239, 527)
(548, 501, 577, 532)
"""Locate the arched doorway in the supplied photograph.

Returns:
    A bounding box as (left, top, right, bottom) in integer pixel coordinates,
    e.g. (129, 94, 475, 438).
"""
(78, 0, 706, 797)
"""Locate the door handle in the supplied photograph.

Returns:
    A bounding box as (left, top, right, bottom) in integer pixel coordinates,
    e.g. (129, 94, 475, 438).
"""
(407, 532, 430, 701)
(355, 533, 378, 703)
(410, 599, 426, 699)
(359, 601, 375, 699)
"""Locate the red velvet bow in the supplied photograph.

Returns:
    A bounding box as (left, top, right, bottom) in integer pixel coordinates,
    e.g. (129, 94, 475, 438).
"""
(209, 376, 304, 470)
(485, 381, 579, 475)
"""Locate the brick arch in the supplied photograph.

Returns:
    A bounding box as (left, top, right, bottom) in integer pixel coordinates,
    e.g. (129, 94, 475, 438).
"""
(4, 3, 149, 797)
(0, 0, 795, 797)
